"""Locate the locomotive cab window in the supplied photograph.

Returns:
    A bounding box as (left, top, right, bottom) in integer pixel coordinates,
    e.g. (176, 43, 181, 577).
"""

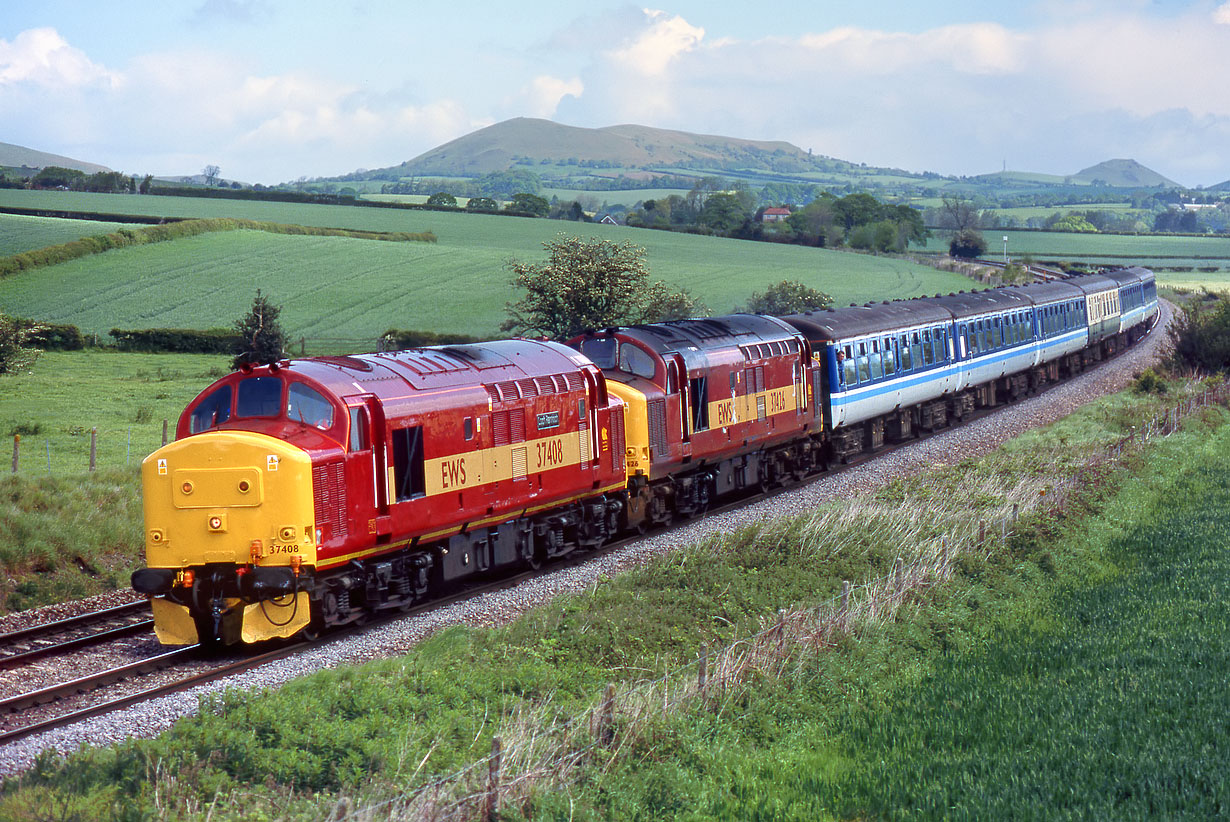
(391, 426, 426, 501)
(236, 377, 281, 418)
(348, 406, 369, 451)
(618, 343, 657, 380)
(190, 385, 232, 433)
(287, 383, 334, 429)
(580, 337, 617, 369)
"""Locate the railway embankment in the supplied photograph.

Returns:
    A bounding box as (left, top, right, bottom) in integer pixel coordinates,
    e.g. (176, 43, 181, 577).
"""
(2, 315, 1227, 817)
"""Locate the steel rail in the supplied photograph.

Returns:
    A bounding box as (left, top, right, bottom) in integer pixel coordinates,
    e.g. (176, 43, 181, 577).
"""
(0, 601, 153, 668)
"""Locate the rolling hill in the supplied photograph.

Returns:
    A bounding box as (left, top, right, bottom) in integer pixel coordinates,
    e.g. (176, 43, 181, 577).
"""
(1070, 158, 1177, 188)
(0, 141, 111, 174)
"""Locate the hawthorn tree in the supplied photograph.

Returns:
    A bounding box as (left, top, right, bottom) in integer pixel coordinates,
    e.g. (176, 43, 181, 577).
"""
(949, 228, 988, 259)
(502, 235, 705, 340)
(426, 192, 457, 207)
(232, 290, 287, 369)
(0, 311, 41, 375)
(744, 280, 833, 315)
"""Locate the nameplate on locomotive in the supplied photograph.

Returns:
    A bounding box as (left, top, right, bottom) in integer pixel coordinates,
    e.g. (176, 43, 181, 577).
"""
(536, 411, 560, 430)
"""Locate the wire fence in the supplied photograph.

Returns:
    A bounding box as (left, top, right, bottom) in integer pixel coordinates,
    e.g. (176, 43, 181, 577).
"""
(8, 421, 175, 476)
(328, 381, 1228, 822)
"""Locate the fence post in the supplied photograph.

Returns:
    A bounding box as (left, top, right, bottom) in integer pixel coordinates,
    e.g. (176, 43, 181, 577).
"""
(11, 435, 18, 473)
(162, 419, 169, 447)
(600, 683, 617, 745)
(1013, 503, 1019, 523)
(978, 520, 986, 546)
(940, 537, 949, 572)
(840, 580, 850, 622)
(89, 428, 97, 472)
(698, 648, 708, 695)
(486, 736, 502, 822)
(45, 441, 51, 474)
(894, 557, 904, 596)
(300, 337, 306, 356)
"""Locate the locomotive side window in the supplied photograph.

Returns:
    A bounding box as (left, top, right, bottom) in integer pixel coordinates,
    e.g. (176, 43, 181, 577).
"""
(391, 426, 426, 501)
(236, 377, 281, 418)
(690, 377, 708, 431)
(348, 407, 368, 451)
(464, 417, 474, 441)
(287, 383, 334, 428)
(618, 343, 656, 380)
(580, 337, 617, 369)
(189, 385, 232, 433)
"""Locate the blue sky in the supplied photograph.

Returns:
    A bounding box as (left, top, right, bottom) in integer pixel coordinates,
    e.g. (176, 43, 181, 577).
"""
(3, 0, 1229, 186)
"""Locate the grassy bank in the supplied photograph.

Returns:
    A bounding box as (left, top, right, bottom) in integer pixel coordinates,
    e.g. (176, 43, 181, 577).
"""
(2, 375, 1223, 819)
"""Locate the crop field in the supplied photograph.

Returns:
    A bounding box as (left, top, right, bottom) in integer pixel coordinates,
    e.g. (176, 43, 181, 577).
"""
(537, 187, 690, 207)
(0, 213, 133, 256)
(0, 191, 968, 339)
(922, 227, 1230, 269)
(984, 203, 1142, 221)
(1154, 270, 1230, 293)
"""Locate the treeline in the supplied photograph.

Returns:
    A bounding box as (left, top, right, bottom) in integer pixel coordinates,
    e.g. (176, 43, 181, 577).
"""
(0, 218, 435, 279)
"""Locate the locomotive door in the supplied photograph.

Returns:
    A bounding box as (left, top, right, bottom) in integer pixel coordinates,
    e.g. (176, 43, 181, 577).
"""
(666, 354, 691, 460)
(343, 394, 391, 539)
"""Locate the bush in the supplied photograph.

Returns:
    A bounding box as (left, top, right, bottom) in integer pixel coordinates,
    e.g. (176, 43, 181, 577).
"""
(1131, 368, 1169, 396)
(110, 327, 240, 354)
(379, 329, 486, 350)
(950, 228, 988, 259)
(1166, 293, 1230, 374)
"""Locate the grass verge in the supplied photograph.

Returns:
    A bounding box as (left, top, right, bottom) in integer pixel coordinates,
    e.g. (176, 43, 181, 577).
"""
(1, 377, 1224, 820)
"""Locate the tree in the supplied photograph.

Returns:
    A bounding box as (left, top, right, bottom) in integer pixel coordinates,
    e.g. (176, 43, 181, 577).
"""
(465, 196, 498, 212)
(232, 290, 287, 369)
(0, 311, 41, 375)
(426, 191, 457, 207)
(1167, 293, 1230, 373)
(949, 228, 988, 259)
(502, 235, 704, 340)
(744, 281, 833, 315)
(505, 192, 549, 216)
(202, 165, 221, 186)
(939, 195, 980, 231)
(31, 166, 85, 189)
(699, 192, 750, 232)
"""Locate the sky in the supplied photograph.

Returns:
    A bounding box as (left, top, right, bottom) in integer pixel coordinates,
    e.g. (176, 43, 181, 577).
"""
(3, 0, 1230, 187)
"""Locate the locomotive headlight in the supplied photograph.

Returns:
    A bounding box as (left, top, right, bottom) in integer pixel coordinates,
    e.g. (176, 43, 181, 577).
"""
(207, 514, 227, 532)
(181, 481, 194, 495)
(238, 479, 251, 493)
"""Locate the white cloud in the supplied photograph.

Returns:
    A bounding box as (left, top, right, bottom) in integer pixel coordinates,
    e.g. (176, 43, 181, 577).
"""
(0, 27, 118, 89)
(608, 10, 704, 75)
(1215, 2, 1230, 24)
(505, 75, 584, 119)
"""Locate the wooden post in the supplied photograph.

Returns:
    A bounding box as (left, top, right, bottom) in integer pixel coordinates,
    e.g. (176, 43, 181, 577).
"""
(698, 648, 708, 694)
(11, 435, 18, 473)
(940, 537, 949, 571)
(1013, 503, 1019, 523)
(162, 419, 169, 447)
(486, 736, 502, 822)
(840, 580, 850, 619)
(600, 683, 616, 744)
(894, 557, 904, 596)
(978, 520, 986, 546)
(89, 428, 97, 472)
(300, 337, 306, 356)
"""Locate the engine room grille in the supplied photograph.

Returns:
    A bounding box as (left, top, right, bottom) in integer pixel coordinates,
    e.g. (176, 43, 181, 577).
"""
(647, 398, 667, 459)
(313, 461, 348, 539)
(610, 414, 625, 472)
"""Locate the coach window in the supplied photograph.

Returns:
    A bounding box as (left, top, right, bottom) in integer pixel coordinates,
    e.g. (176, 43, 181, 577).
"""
(869, 340, 883, 380)
(898, 334, 912, 371)
(391, 426, 426, 501)
(921, 330, 933, 366)
(934, 328, 947, 363)
(842, 345, 857, 387)
(189, 385, 232, 433)
(911, 332, 924, 367)
(236, 377, 281, 418)
(287, 383, 334, 429)
(856, 342, 871, 382)
(882, 337, 896, 376)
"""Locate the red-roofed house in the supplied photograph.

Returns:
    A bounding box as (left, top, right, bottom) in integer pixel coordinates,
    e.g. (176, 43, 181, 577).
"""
(760, 207, 792, 223)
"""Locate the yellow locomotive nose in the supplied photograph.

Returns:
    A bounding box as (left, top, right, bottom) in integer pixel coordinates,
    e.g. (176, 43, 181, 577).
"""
(136, 431, 317, 644)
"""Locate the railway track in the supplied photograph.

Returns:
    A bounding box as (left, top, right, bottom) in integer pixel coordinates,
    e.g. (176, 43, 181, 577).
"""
(0, 600, 152, 668)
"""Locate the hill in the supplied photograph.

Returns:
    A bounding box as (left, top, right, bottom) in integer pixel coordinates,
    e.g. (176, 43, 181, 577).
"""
(382, 117, 817, 176)
(0, 141, 111, 174)
(1070, 158, 1177, 188)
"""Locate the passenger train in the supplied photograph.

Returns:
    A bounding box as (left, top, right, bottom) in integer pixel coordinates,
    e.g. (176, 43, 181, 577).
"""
(131, 267, 1157, 646)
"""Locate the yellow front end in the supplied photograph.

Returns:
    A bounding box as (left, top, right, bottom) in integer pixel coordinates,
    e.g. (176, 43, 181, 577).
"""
(606, 381, 650, 478)
(137, 431, 318, 645)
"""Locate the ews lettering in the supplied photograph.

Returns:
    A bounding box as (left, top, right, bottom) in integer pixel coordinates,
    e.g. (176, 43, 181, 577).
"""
(715, 400, 735, 426)
(440, 457, 467, 489)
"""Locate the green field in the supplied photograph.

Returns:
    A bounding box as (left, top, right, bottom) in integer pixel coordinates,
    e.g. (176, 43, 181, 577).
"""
(0, 213, 134, 255)
(1155, 270, 1230, 293)
(923, 227, 1230, 270)
(0, 190, 969, 339)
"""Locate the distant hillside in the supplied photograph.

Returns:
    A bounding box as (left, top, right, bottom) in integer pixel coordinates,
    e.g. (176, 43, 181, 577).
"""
(0, 141, 111, 174)
(373, 117, 819, 177)
(1207, 179, 1230, 192)
(1070, 159, 1177, 188)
